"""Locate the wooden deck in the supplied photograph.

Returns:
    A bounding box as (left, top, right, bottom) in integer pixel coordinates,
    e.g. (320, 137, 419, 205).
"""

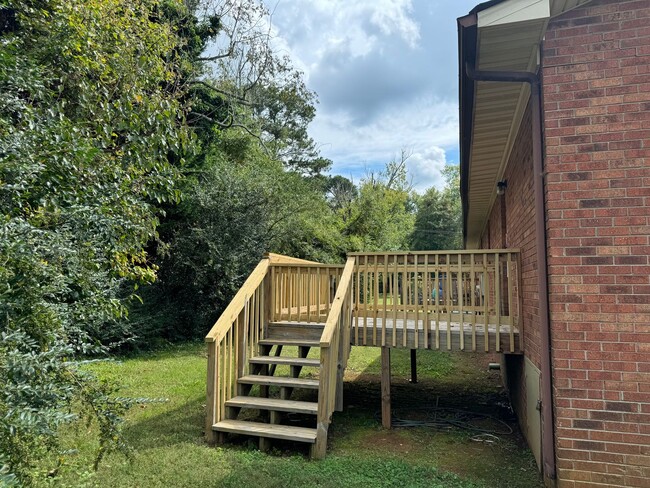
(205, 250, 523, 458)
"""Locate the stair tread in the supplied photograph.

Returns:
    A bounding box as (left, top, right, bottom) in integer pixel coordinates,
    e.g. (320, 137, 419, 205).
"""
(225, 396, 317, 414)
(259, 338, 320, 347)
(238, 375, 319, 389)
(268, 321, 325, 327)
(250, 356, 320, 367)
(213, 419, 317, 443)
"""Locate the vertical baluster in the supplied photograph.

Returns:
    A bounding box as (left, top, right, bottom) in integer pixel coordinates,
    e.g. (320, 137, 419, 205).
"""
(392, 255, 398, 348)
(363, 258, 369, 345)
(289, 266, 293, 320)
(424, 254, 429, 350)
(495, 252, 501, 353)
(317, 267, 322, 322)
(471, 254, 477, 352)
(249, 291, 255, 358)
(484, 254, 490, 352)
(373, 255, 379, 346)
(402, 255, 408, 348)
(206, 341, 216, 439)
(507, 253, 514, 353)
(414, 255, 419, 349)
(326, 268, 332, 316)
(458, 253, 464, 351)
(308, 268, 313, 322)
(354, 261, 360, 344)
(446, 254, 452, 351)
(225, 329, 230, 403)
(381, 254, 388, 347)
(216, 340, 222, 422)
(435, 254, 440, 350)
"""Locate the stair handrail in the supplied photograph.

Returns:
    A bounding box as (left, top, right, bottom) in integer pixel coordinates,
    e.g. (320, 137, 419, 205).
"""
(205, 256, 271, 443)
(205, 258, 270, 343)
(314, 256, 356, 457)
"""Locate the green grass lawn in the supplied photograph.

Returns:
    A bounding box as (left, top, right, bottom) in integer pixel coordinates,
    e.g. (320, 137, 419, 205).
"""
(46, 343, 542, 488)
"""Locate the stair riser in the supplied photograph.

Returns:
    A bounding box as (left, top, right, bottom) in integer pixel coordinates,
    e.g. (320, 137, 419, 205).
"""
(266, 323, 324, 342)
(238, 376, 319, 390)
(249, 359, 320, 368)
(225, 404, 316, 416)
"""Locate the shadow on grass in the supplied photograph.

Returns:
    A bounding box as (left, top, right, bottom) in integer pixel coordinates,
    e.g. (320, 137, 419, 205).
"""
(122, 394, 206, 450)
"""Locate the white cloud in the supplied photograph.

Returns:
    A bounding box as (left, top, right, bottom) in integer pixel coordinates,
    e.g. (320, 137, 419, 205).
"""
(406, 147, 448, 192)
(309, 95, 457, 190)
(267, 0, 421, 78)
(369, 0, 420, 48)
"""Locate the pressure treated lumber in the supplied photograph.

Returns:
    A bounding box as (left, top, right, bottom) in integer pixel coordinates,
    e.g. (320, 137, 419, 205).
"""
(237, 375, 319, 389)
(248, 356, 320, 367)
(258, 338, 321, 347)
(213, 420, 317, 443)
(381, 346, 391, 429)
(225, 396, 318, 415)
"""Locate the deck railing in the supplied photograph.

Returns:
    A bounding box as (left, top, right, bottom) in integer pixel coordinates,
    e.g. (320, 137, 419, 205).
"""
(314, 256, 355, 458)
(270, 262, 344, 323)
(350, 250, 522, 353)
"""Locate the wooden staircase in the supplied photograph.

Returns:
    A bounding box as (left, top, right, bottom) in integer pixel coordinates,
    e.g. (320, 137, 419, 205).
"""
(212, 322, 323, 455)
(205, 254, 355, 458)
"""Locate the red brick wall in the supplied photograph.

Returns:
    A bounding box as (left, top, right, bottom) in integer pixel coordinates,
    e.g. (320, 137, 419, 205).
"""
(543, 1, 650, 486)
(480, 103, 541, 447)
(482, 104, 541, 368)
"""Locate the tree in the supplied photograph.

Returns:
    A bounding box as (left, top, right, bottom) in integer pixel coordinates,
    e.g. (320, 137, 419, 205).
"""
(0, 0, 191, 482)
(410, 165, 462, 250)
(135, 131, 344, 342)
(181, 0, 330, 175)
(343, 153, 416, 251)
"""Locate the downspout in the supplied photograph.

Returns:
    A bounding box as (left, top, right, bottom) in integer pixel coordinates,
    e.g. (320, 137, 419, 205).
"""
(465, 61, 556, 482)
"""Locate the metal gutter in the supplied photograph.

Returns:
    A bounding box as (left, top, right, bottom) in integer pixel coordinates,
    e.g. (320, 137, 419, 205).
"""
(464, 57, 556, 482)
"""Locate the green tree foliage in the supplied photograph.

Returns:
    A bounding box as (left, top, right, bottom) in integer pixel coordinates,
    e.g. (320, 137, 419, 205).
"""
(184, 0, 331, 176)
(135, 131, 343, 341)
(410, 165, 462, 250)
(342, 154, 416, 251)
(0, 0, 191, 482)
(129, 0, 341, 343)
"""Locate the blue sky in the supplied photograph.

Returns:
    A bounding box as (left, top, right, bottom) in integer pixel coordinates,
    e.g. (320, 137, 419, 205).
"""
(264, 0, 478, 191)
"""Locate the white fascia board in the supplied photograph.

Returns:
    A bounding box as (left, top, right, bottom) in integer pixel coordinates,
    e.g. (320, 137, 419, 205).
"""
(477, 0, 550, 28)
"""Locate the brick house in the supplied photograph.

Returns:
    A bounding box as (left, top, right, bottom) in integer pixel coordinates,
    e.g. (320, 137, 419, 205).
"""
(457, 1, 650, 486)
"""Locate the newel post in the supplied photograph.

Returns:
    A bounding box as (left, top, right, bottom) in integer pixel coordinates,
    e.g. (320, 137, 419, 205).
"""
(205, 340, 217, 444)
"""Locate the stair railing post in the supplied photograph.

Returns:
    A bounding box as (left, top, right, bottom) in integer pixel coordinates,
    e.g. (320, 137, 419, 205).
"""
(206, 340, 217, 444)
(314, 344, 330, 459)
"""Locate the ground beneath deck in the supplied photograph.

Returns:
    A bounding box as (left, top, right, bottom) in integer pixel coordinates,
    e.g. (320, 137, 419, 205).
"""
(244, 346, 542, 487)
(330, 348, 542, 487)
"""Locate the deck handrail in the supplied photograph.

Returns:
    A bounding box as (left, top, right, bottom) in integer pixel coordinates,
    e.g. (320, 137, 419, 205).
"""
(205, 257, 273, 442)
(314, 256, 355, 458)
(266, 252, 322, 265)
(205, 258, 270, 343)
(348, 249, 520, 255)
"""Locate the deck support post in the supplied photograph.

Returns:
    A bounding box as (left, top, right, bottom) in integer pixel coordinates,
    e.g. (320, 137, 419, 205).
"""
(410, 349, 417, 383)
(381, 346, 391, 429)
